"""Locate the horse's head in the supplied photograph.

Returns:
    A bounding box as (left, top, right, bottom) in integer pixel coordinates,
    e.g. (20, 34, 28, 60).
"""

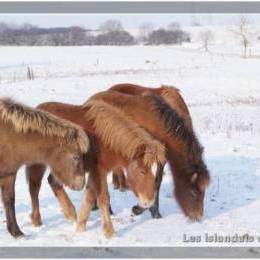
(49, 132, 89, 191)
(125, 145, 157, 208)
(174, 159, 210, 221)
(126, 160, 157, 208)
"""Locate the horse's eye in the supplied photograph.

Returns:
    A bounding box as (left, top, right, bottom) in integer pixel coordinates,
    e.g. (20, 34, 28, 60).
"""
(190, 190, 198, 198)
(73, 155, 81, 161)
(140, 170, 146, 175)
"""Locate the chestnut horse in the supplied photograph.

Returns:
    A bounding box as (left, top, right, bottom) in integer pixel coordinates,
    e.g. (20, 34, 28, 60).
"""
(0, 98, 89, 237)
(109, 83, 193, 217)
(88, 90, 210, 221)
(26, 100, 165, 238)
(110, 83, 192, 129)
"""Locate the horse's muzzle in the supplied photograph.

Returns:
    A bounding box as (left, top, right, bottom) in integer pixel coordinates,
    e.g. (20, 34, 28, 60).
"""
(138, 196, 155, 209)
(188, 210, 203, 222)
(71, 176, 85, 191)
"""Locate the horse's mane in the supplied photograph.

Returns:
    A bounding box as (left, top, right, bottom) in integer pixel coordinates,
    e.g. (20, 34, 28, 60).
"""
(159, 85, 191, 118)
(160, 85, 180, 93)
(147, 94, 203, 161)
(0, 98, 89, 152)
(159, 85, 180, 102)
(84, 100, 165, 166)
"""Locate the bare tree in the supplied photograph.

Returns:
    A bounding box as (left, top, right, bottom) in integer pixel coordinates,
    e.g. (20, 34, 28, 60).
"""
(190, 15, 201, 27)
(138, 23, 154, 42)
(99, 19, 123, 33)
(199, 30, 214, 52)
(231, 16, 252, 58)
(69, 26, 86, 45)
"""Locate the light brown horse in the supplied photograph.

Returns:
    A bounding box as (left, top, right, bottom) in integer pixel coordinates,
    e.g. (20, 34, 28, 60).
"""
(26, 100, 165, 238)
(88, 89, 210, 221)
(109, 83, 194, 217)
(0, 98, 89, 237)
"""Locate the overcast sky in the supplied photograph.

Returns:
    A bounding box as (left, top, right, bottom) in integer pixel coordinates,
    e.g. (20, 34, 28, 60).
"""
(0, 14, 260, 29)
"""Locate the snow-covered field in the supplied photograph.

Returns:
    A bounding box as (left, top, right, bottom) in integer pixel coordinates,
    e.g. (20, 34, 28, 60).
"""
(1, 36, 260, 247)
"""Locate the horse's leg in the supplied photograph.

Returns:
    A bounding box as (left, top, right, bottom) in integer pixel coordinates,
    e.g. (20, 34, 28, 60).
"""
(80, 168, 115, 238)
(116, 168, 128, 192)
(91, 199, 99, 211)
(26, 164, 45, 226)
(149, 163, 164, 218)
(97, 169, 116, 238)
(76, 175, 97, 232)
(48, 174, 77, 223)
(132, 163, 164, 218)
(1, 173, 24, 237)
(112, 170, 120, 190)
(108, 193, 114, 215)
(91, 197, 114, 215)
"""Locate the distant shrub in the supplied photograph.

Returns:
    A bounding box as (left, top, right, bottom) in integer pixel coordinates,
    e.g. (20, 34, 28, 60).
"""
(147, 28, 190, 45)
(95, 30, 136, 46)
(0, 21, 191, 46)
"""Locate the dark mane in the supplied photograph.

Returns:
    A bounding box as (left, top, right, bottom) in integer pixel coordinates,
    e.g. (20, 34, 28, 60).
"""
(148, 94, 204, 166)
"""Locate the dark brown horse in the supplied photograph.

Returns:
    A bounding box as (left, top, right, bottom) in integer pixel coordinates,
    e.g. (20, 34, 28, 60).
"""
(88, 89, 210, 221)
(26, 100, 165, 238)
(109, 83, 195, 218)
(0, 98, 89, 237)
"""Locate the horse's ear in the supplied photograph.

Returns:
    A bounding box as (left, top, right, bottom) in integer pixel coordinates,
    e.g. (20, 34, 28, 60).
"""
(134, 144, 146, 159)
(191, 172, 198, 183)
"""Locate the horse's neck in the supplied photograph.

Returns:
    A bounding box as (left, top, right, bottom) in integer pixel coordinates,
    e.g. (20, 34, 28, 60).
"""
(0, 123, 55, 169)
(167, 149, 188, 178)
(167, 135, 189, 158)
(98, 143, 128, 171)
(161, 92, 192, 126)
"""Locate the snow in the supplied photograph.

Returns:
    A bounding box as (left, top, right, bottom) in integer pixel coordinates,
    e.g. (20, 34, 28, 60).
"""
(1, 28, 260, 246)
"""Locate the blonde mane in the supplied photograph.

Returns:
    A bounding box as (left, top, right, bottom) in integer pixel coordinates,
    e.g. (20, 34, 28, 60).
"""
(0, 98, 89, 153)
(84, 100, 165, 166)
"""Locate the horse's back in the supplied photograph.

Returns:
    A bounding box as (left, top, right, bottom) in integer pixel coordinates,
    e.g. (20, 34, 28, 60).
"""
(37, 102, 83, 125)
(111, 83, 191, 126)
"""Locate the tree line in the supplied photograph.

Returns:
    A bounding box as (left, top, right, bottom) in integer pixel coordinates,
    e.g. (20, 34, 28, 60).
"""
(0, 20, 191, 46)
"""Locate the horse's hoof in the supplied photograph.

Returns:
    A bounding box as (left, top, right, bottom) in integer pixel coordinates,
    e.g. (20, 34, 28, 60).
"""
(76, 223, 86, 232)
(119, 187, 127, 192)
(66, 216, 77, 224)
(132, 205, 146, 215)
(104, 229, 116, 239)
(30, 214, 42, 227)
(149, 207, 163, 219)
(11, 230, 25, 238)
(63, 210, 77, 223)
(32, 221, 42, 227)
(151, 212, 162, 219)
